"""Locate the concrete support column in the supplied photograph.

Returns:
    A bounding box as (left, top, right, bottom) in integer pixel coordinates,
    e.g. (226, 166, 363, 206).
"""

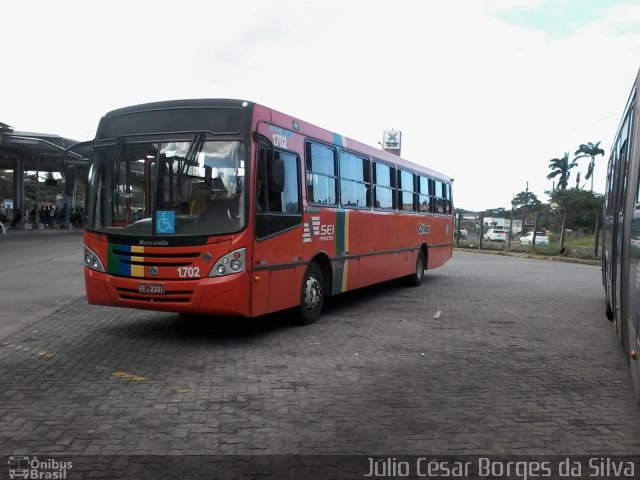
(12, 158, 25, 222)
(34, 159, 40, 228)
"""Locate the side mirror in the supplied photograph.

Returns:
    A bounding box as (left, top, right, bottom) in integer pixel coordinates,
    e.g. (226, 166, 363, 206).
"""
(268, 157, 285, 193)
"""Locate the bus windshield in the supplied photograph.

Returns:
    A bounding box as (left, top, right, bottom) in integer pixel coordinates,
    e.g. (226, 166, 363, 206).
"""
(86, 136, 247, 236)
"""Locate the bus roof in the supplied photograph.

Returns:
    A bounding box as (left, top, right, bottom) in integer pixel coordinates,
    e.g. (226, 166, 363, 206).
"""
(100, 98, 452, 183)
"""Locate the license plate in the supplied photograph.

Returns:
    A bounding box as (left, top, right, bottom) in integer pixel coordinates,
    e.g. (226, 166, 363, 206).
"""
(138, 283, 165, 294)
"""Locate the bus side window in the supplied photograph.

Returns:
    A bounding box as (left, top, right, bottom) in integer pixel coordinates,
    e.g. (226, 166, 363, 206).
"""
(306, 142, 337, 205)
(442, 182, 452, 214)
(340, 151, 370, 208)
(397, 169, 415, 212)
(428, 179, 437, 213)
(418, 176, 430, 213)
(373, 161, 395, 210)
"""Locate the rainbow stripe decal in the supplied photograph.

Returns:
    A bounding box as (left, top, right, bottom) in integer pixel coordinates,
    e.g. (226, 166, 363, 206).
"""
(332, 210, 350, 294)
(107, 244, 146, 278)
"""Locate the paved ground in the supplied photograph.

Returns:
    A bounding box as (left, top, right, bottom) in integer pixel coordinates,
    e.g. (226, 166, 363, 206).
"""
(1, 244, 640, 477)
(1, 246, 639, 458)
(0, 229, 85, 338)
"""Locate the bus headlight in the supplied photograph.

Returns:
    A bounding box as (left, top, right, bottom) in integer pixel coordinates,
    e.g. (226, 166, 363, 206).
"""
(209, 248, 246, 277)
(84, 246, 105, 272)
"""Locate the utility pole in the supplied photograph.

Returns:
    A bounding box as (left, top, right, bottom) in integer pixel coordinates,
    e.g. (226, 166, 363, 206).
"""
(531, 212, 539, 252)
(521, 181, 528, 234)
(560, 210, 567, 254)
(593, 211, 600, 259)
(508, 196, 514, 250)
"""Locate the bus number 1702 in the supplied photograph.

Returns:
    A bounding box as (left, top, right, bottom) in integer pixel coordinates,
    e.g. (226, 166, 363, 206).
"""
(272, 134, 288, 149)
(177, 266, 200, 278)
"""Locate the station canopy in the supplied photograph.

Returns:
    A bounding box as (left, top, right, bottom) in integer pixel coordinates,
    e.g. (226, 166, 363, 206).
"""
(0, 121, 90, 172)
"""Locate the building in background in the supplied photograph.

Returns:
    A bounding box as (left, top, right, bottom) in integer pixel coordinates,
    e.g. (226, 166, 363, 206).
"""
(482, 217, 523, 234)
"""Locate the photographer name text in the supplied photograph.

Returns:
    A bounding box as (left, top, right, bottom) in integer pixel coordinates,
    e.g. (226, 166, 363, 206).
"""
(364, 457, 635, 479)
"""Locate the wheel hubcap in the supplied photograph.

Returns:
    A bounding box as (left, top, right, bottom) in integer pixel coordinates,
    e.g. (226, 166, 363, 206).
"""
(304, 276, 321, 311)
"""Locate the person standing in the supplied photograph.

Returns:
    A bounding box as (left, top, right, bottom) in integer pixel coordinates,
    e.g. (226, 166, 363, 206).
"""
(10, 208, 22, 229)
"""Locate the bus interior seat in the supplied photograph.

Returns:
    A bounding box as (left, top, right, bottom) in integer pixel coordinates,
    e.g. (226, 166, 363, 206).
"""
(196, 198, 238, 225)
(189, 184, 212, 215)
(211, 177, 228, 199)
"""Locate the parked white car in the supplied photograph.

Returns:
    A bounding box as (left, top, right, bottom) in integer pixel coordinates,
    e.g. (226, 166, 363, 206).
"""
(484, 228, 507, 242)
(520, 231, 549, 246)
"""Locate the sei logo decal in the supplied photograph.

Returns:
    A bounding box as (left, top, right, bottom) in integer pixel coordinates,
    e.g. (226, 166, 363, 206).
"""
(418, 224, 431, 234)
(303, 216, 335, 243)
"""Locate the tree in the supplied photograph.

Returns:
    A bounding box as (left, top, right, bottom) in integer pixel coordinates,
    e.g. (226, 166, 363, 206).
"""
(574, 141, 605, 192)
(511, 190, 541, 233)
(549, 188, 603, 233)
(454, 207, 475, 216)
(533, 202, 554, 232)
(547, 152, 577, 191)
(511, 190, 540, 212)
(483, 207, 507, 218)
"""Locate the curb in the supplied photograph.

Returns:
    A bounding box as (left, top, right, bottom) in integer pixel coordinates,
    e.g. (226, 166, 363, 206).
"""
(453, 247, 601, 266)
(0, 227, 83, 238)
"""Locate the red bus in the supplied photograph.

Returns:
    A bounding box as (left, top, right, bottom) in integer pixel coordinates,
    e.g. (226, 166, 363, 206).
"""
(82, 99, 454, 323)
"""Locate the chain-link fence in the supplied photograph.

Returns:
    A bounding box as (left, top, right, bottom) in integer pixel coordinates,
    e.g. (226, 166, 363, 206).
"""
(454, 212, 601, 260)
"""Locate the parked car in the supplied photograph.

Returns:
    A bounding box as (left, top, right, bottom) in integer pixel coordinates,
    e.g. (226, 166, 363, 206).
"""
(484, 228, 507, 242)
(519, 231, 549, 246)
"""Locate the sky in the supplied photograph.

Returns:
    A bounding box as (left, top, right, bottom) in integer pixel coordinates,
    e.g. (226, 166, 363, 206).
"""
(3, 0, 640, 211)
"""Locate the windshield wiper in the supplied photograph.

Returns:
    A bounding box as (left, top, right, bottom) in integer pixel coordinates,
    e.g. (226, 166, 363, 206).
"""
(181, 133, 205, 174)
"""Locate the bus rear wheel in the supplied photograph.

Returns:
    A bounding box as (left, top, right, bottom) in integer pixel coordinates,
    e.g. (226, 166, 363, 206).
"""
(297, 263, 324, 325)
(606, 300, 614, 321)
(405, 250, 425, 287)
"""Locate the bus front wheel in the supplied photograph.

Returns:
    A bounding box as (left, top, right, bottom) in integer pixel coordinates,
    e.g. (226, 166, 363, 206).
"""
(298, 263, 324, 325)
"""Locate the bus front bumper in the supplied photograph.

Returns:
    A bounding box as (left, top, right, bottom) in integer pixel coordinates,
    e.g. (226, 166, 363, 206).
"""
(84, 268, 251, 317)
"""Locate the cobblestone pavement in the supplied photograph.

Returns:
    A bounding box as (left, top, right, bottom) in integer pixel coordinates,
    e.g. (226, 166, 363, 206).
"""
(1, 250, 639, 458)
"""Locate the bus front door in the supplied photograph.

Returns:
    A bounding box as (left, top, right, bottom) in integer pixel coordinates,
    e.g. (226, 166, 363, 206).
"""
(252, 146, 303, 316)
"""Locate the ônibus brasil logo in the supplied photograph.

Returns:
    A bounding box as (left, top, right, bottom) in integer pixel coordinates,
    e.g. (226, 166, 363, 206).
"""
(8, 456, 73, 479)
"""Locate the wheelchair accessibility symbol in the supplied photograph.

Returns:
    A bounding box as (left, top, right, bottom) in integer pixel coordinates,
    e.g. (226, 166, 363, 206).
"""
(156, 211, 176, 234)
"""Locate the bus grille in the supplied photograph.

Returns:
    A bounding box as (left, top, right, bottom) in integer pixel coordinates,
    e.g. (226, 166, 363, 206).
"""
(110, 246, 199, 267)
(106, 244, 205, 280)
(115, 286, 194, 303)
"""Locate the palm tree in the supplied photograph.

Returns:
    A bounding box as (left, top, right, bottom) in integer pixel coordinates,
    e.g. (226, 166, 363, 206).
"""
(547, 152, 577, 251)
(574, 141, 605, 192)
(547, 152, 577, 191)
